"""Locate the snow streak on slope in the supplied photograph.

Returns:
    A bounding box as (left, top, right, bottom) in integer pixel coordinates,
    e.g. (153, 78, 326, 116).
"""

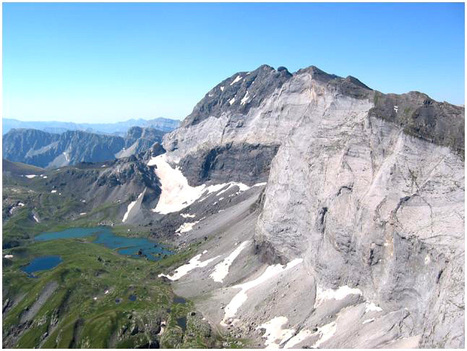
(221, 258, 303, 325)
(158, 252, 219, 281)
(122, 192, 143, 223)
(210, 241, 249, 283)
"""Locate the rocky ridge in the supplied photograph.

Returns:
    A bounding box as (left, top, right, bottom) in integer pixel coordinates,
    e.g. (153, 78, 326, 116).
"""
(3, 126, 166, 168)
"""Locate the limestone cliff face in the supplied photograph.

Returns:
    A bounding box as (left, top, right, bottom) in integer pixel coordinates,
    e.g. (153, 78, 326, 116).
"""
(255, 90, 464, 347)
(161, 64, 464, 347)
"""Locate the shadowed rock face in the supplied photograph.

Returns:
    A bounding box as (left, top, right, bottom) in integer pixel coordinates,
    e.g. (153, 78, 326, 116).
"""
(182, 65, 293, 127)
(160, 64, 464, 348)
(370, 91, 464, 156)
(177, 143, 279, 187)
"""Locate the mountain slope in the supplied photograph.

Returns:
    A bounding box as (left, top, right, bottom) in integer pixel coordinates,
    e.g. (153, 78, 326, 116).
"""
(157, 64, 464, 348)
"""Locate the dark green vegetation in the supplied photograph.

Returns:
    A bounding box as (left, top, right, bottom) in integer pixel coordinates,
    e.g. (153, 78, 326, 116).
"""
(3, 161, 244, 349)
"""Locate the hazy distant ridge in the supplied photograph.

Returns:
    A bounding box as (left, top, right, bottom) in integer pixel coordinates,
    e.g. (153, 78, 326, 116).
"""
(2, 117, 180, 135)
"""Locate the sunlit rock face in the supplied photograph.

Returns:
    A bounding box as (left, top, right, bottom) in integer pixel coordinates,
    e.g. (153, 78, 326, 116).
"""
(159, 64, 464, 348)
(255, 77, 464, 347)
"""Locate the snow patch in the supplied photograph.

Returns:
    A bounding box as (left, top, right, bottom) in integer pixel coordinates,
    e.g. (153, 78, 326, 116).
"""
(25, 175, 37, 179)
(18, 202, 25, 207)
(217, 182, 250, 196)
(256, 316, 295, 349)
(158, 253, 219, 281)
(180, 213, 196, 219)
(79, 212, 87, 216)
(122, 192, 143, 223)
(230, 75, 243, 85)
(220, 86, 224, 92)
(362, 318, 375, 325)
(314, 285, 362, 307)
(365, 302, 383, 313)
(312, 321, 337, 348)
(221, 259, 303, 325)
(148, 154, 251, 214)
(240, 91, 250, 105)
(33, 215, 39, 223)
(4, 255, 13, 259)
(175, 221, 200, 234)
(229, 97, 236, 105)
(210, 241, 249, 283)
(283, 329, 314, 349)
(51, 190, 57, 193)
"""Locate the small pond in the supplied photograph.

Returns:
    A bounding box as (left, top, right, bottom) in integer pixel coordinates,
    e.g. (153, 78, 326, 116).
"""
(176, 316, 187, 332)
(173, 296, 187, 304)
(35, 227, 172, 261)
(21, 255, 62, 277)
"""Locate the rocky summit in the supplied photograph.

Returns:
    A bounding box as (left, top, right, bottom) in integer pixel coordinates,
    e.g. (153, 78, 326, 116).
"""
(3, 64, 464, 349)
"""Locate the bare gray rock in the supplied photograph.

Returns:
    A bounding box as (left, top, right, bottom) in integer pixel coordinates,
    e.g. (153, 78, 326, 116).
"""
(160, 64, 464, 348)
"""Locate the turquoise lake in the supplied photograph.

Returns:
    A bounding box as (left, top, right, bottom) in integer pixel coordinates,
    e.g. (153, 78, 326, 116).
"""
(21, 255, 62, 277)
(35, 227, 172, 261)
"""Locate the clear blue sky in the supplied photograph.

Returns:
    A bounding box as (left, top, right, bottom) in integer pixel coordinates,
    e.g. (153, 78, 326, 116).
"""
(3, 2, 465, 123)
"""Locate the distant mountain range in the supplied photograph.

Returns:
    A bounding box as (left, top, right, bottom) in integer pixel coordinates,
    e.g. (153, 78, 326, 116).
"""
(2, 117, 180, 135)
(3, 126, 166, 168)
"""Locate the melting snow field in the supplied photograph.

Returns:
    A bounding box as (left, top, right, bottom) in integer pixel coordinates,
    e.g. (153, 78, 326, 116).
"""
(122, 192, 144, 222)
(221, 258, 303, 325)
(158, 252, 219, 281)
(314, 285, 362, 307)
(148, 154, 254, 214)
(210, 241, 249, 283)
